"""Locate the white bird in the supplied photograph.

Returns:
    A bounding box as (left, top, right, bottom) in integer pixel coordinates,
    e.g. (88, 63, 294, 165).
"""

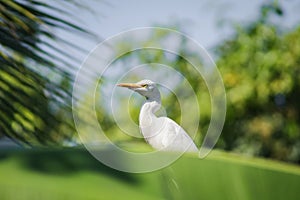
(117, 79, 198, 152)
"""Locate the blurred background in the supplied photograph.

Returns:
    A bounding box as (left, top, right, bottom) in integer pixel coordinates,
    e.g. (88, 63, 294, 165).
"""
(0, 0, 300, 199)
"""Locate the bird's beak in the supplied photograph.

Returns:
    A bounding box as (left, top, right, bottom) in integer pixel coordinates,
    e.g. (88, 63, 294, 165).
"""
(117, 83, 142, 89)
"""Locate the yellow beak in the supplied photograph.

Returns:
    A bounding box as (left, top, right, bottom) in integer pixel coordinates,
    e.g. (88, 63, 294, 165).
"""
(117, 83, 142, 89)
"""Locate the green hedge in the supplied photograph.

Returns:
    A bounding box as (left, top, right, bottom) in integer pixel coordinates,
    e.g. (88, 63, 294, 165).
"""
(0, 149, 299, 200)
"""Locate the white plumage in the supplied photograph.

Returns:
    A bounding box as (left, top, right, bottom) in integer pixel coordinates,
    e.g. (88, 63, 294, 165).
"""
(118, 79, 197, 152)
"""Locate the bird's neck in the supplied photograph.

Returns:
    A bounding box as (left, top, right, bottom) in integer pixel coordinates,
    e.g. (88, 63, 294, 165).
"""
(143, 98, 161, 113)
(139, 96, 161, 125)
(141, 88, 161, 114)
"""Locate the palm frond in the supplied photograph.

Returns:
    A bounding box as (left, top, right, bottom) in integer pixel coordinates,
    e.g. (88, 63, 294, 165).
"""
(0, 0, 97, 145)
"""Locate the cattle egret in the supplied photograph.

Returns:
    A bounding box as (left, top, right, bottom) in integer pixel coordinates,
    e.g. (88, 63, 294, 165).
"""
(117, 79, 198, 152)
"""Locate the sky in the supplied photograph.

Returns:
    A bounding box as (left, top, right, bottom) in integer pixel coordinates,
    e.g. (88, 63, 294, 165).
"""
(49, 0, 300, 87)
(66, 0, 300, 53)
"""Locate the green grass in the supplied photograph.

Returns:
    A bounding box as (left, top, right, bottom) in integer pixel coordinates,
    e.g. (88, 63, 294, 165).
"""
(0, 149, 163, 200)
(0, 148, 299, 200)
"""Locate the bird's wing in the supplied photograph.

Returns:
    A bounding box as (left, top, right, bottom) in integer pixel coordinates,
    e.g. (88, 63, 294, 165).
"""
(161, 118, 177, 147)
(160, 117, 198, 152)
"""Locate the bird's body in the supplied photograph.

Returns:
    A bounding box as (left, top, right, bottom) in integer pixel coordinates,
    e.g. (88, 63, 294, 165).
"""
(118, 79, 197, 152)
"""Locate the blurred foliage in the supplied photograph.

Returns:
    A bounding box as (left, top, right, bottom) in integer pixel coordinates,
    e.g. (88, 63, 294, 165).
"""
(0, 0, 93, 145)
(108, 2, 300, 164)
(216, 2, 300, 163)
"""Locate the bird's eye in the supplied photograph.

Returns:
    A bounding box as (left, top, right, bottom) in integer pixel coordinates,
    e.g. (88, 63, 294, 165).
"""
(141, 84, 148, 87)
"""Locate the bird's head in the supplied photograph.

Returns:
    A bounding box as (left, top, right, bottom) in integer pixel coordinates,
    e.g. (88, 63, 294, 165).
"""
(117, 79, 160, 101)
